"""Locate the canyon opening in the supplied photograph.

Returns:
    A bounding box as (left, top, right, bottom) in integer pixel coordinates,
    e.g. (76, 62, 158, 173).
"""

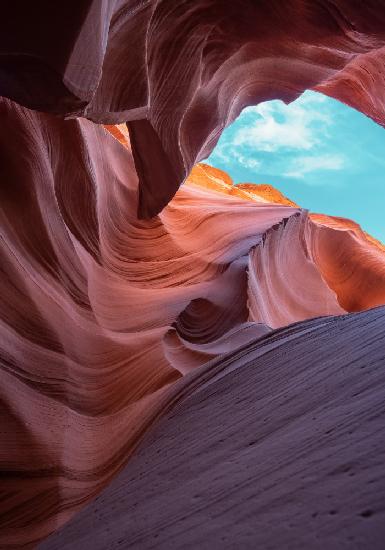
(1, 2, 385, 549)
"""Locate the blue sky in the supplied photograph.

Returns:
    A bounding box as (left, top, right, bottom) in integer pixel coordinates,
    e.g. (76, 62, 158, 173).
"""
(206, 91, 385, 243)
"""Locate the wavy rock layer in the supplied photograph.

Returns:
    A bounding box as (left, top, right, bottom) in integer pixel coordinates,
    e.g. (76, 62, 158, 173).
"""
(1, 97, 385, 547)
(40, 306, 385, 550)
(2, 1, 385, 216)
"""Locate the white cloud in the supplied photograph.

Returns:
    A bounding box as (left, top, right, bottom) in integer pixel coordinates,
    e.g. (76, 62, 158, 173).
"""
(207, 91, 347, 183)
(208, 144, 261, 170)
(232, 95, 331, 153)
(233, 154, 261, 169)
(283, 154, 345, 179)
(296, 90, 327, 105)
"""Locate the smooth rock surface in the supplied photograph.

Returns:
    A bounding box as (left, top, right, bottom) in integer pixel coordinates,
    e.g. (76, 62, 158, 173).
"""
(41, 307, 385, 550)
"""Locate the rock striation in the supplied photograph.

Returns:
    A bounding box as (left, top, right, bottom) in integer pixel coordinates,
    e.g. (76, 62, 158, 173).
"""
(1, 2, 385, 548)
(2, 1, 385, 216)
(40, 306, 385, 550)
(1, 97, 385, 547)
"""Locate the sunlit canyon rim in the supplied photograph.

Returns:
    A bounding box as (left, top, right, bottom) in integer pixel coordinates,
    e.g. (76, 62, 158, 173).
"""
(1, 2, 385, 549)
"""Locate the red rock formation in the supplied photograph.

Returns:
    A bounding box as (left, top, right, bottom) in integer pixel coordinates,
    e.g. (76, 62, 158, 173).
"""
(1, 98, 385, 547)
(237, 183, 299, 207)
(40, 306, 385, 550)
(2, 2, 385, 216)
(248, 213, 346, 328)
(308, 214, 385, 311)
(2, 3, 385, 547)
(0, 99, 297, 547)
(248, 212, 385, 327)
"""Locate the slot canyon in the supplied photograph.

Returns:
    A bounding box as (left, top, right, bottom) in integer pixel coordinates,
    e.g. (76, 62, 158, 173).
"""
(1, 2, 385, 548)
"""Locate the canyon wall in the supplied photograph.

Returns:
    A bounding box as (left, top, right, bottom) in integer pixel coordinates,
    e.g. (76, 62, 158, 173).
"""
(2, 1, 385, 217)
(1, 99, 385, 547)
(41, 306, 385, 550)
(1, 2, 385, 547)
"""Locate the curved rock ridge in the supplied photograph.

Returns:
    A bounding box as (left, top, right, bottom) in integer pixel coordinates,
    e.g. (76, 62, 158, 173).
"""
(248, 212, 385, 327)
(237, 183, 299, 207)
(1, 100, 385, 547)
(308, 214, 385, 311)
(248, 213, 346, 328)
(0, 99, 295, 547)
(2, 2, 385, 216)
(186, 164, 299, 206)
(40, 306, 385, 550)
(188, 164, 385, 320)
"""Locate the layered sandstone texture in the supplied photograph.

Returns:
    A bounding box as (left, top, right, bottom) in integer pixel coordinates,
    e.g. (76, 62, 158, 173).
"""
(2, 1, 385, 217)
(1, 1, 385, 549)
(40, 307, 385, 550)
(1, 98, 385, 548)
